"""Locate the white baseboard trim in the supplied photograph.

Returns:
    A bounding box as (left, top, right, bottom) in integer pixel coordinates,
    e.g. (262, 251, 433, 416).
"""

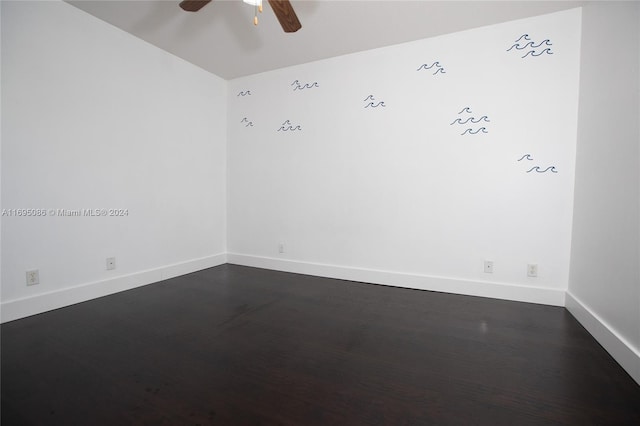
(0, 253, 227, 323)
(226, 253, 566, 306)
(565, 291, 640, 385)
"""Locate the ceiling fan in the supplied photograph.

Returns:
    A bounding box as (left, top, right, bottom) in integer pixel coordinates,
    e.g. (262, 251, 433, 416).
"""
(179, 0, 302, 33)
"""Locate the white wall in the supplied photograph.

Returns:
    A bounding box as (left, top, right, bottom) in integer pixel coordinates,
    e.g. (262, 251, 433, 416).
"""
(1, 1, 227, 321)
(228, 9, 582, 305)
(567, 1, 640, 384)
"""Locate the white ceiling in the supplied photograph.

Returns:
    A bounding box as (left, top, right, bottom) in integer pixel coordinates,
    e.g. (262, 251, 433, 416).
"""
(67, 0, 585, 80)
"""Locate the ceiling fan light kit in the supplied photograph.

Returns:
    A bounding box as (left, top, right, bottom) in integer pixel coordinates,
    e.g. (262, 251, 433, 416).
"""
(179, 0, 301, 32)
(243, 0, 263, 26)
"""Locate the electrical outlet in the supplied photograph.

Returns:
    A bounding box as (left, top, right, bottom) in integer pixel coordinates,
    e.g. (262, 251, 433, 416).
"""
(484, 261, 494, 273)
(26, 270, 39, 286)
(278, 243, 285, 254)
(106, 257, 116, 270)
(527, 263, 538, 277)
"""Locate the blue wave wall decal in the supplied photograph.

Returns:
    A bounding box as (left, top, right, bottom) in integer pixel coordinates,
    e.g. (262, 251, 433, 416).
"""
(461, 127, 488, 135)
(471, 116, 490, 123)
(522, 48, 554, 58)
(292, 80, 319, 91)
(452, 107, 490, 135)
(507, 42, 535, 51)
(417, 62, 440, 70)
(277, 120, 302, 131)
(363, 95, 386, 108)
(417, 61, 446, 75)
(526, 166, 558, 173)
(531, 39, 552, 48)
(508, 34, 554, 59)
(450, 116, 491, 125)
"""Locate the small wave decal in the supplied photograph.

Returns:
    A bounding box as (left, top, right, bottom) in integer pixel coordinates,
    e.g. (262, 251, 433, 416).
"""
(417, 61, 446, 75)
(363, 94, 386, 108)
(519, 154, 558, 174)
(507, 34, 554, 59)
(526, 166, 558, 174)
(521, 48, 554, 58)
(292, 80, 319, 91)
(450, 116, 490, 125)
(517, 154, 534, 161)
(277, 120, 302, 132)
(451, 107, 490, 136)
(461, 127, 488, 135)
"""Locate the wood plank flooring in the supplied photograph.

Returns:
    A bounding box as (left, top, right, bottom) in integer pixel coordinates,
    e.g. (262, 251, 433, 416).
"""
(2, 264, 639, 425)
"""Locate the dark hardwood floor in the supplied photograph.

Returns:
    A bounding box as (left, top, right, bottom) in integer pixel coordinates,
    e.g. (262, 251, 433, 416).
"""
(2, 264, 639, 425)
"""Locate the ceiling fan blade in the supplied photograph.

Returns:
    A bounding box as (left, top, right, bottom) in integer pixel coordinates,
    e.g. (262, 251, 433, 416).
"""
(268, 0, 301, 33)
(179, 0, 212, 12)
